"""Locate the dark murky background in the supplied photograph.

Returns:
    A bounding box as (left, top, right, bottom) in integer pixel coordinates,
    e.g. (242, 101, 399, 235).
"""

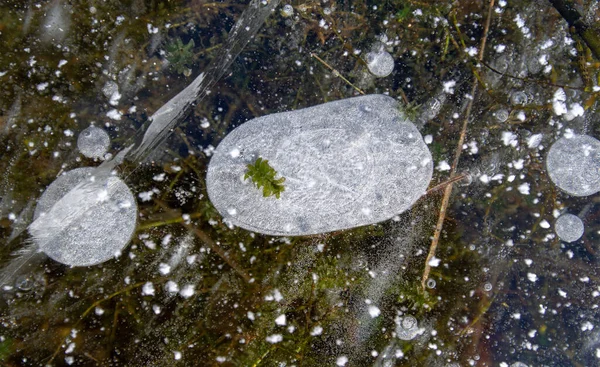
(1, 0, 600, 366)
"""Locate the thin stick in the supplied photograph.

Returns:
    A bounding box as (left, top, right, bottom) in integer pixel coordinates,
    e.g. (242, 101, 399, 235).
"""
(310, 53, 365, 95)
(425, 173, 468, 196)
(421, 0, 495, 291)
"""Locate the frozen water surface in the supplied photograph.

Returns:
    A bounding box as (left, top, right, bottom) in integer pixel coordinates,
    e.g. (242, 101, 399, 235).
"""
(547, 134, 600, 196)
(555, 213, 584, 243)
(3, 0, 600, 365)
(207, 94, 432, 235)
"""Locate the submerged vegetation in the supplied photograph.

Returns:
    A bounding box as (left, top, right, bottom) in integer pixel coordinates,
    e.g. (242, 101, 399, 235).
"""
(0, 0, 600, 366)
(244, 157, 286, 199)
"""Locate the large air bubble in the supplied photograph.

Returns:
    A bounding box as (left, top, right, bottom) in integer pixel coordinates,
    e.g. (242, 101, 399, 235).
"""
(206, 94, 433, 236)
(546, 134, 600, 196)
(30, 167, 137, 266)
(554, 213, 584, 243)
(77, 126, 111, 159)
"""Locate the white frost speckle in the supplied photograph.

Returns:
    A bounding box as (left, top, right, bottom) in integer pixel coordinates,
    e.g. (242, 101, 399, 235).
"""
(310, 325, 323, 336)
(336, 356, 349, 366)
(436, 160, 451, 171)
(174, 351, 182, 360)
(443, 80, 456, 94)
(527, 273, 538, 282)
(518, 183, 530, 195)
(266, 334, 283, 343)
(159, 263, 171, 275)
(424, 135, 433, 144)
(230, 148, 240, 158)
(106, 109, 122, 120)
(552, 88, 567, 116)
(179, 284, 195, 298)
(275, 314, 287, 326)
(428, 257, 441, 267)
(142, 282, 155, 296)
(138, 191, 154, 202)
(501, 131, 518, 147)
(527, 134, 542, 148)
(165, 280, 179, 293)
(464, 46, 478, 57)
(368, 305, 381, 318)
(582, 321, 594, 332)
(540, 220, 550, 229)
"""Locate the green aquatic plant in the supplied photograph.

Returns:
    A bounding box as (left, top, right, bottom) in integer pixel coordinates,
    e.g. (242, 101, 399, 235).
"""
(165, 37, 195, 76)
(244, 157, 286, 198)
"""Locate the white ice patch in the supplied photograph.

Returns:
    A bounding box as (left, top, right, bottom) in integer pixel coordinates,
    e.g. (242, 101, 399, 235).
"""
(443, 80, 456, 94)
(310, 325, 323, 336)
(179, 284, 195, 298)
(266, 334, 283, 343)
(436, 160, 451, 171)
(501, 131, 518, 147)
(368, 305, 381, 318)
(518, 183, 530, 195)
(275, 314, 287, 326)
(336, 356, 349, 366)
(527, 134, 542, 148)
(428, 257, 441, 267)
(142, 282, 155, 296)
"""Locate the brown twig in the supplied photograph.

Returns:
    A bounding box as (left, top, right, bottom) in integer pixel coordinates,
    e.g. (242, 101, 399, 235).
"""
(421, 0, 495, 291)
(310, 52, 365, 95)
(425, 173, 469, 196)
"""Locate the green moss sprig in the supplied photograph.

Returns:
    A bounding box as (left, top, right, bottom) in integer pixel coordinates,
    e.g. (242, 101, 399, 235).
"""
(244, 157, 286, 199)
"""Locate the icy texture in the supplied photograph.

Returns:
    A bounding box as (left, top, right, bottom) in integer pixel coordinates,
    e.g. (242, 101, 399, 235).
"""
(207, 94, 433, 236)
(365, 50, 395, 78)
(30, 167, 137, 266)
(555, 213, 584, 243)
(131, 0, 281, 161)
(77, 126, 110, 159)
(546, 134, 600, 196)
(396, 315, 421, 340)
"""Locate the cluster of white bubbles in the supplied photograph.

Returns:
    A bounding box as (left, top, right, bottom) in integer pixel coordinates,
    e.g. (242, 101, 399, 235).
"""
(554, 213, 584, 243)
(30, 167, 137, 266)
(395, 315, 422, 341)
(77, 125, 111, 159)
(206, 94, 433, 236)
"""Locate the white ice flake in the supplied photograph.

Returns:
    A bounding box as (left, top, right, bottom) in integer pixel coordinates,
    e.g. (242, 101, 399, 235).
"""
(310, 325, 323, 336)
(368, 305, 381, 318)
(142, 282, 155, 296)
(443, 80, 456, 94)
(266, 334, 283, 343)
(179, 284, 195, 298)
(336, 356, 349, 366)
(275, 314, 287, 326)
(518, 183, 530, 195)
